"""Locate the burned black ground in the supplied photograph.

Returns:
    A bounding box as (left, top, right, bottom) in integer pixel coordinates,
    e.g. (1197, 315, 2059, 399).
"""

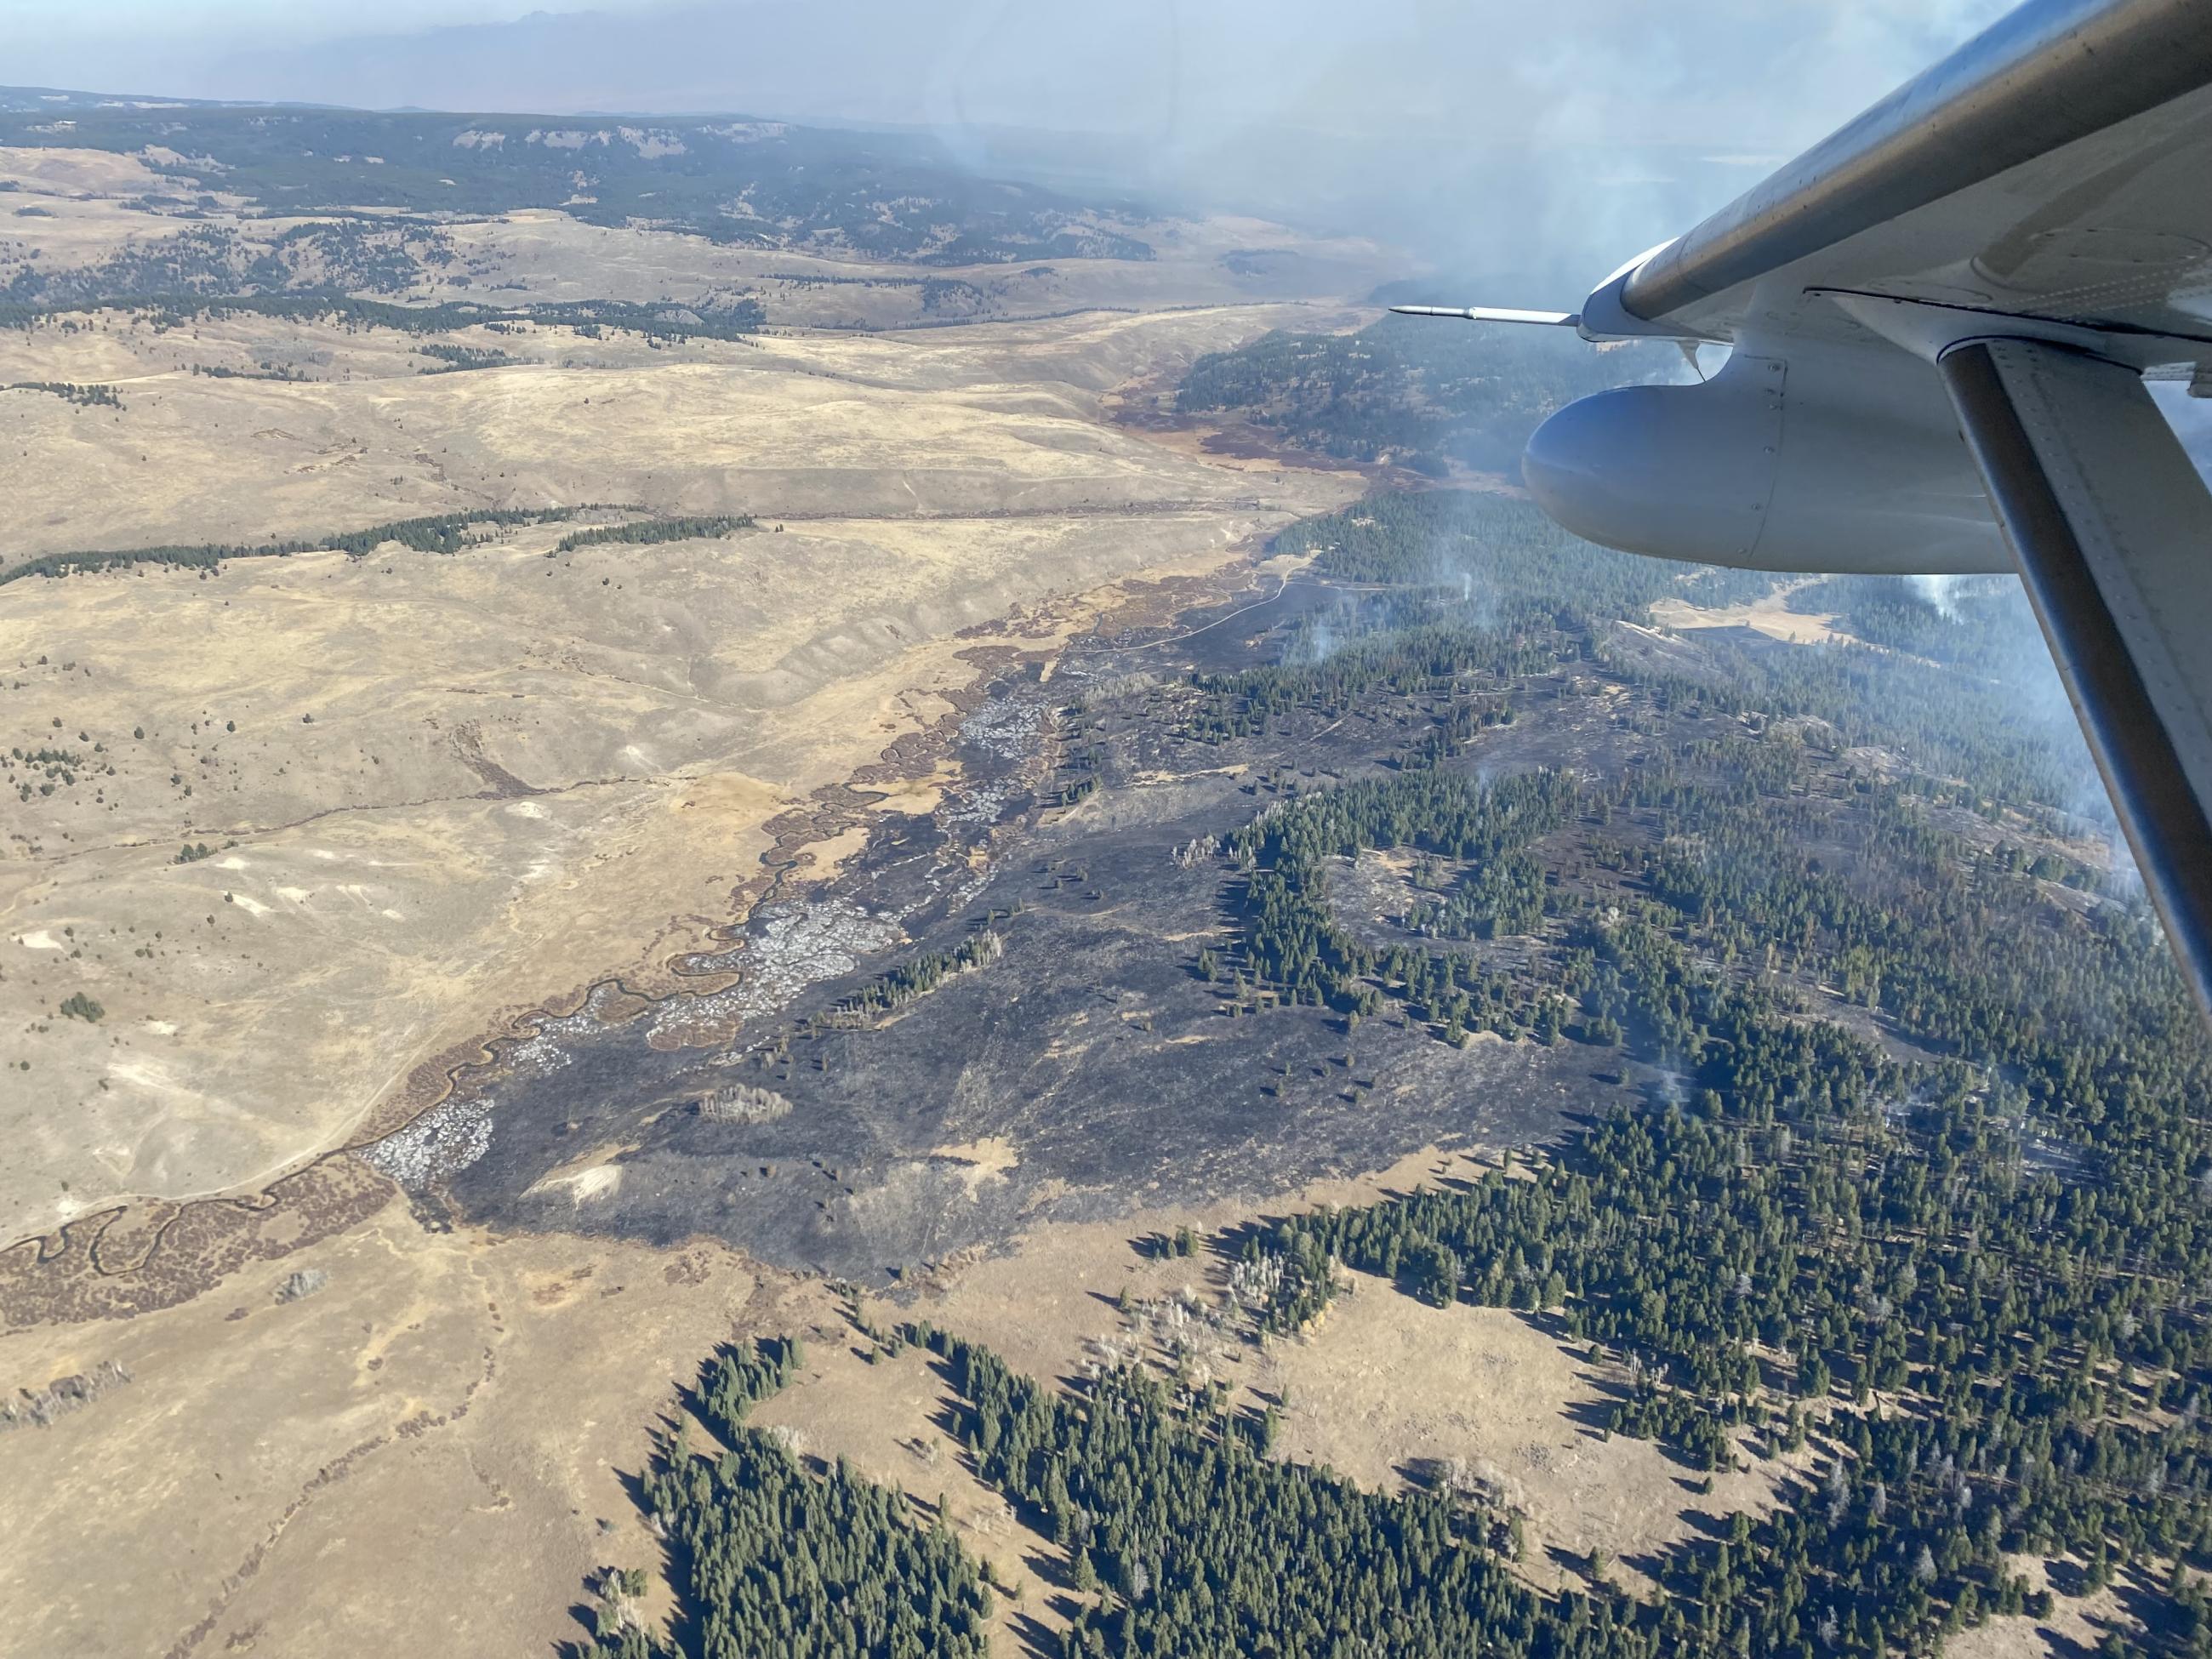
(404, 554, 2076, 1284)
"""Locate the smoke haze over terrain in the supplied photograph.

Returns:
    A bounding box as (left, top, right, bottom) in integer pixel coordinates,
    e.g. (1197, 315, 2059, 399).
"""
(10, 0, 2013, 288)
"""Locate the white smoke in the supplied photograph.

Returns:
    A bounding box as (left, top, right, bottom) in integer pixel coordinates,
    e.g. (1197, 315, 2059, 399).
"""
(1948, 579, 2133, 881)
(1426, 531, 1497, 633)
(1298, 613, 1339, 664)
(1907, 573, 1964, 621)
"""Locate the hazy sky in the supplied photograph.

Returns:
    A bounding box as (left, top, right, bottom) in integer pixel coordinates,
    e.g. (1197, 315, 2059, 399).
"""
(0, 0, 2018, 288)
(3, 1, 652, 50)
(5, 0, 2011, 137)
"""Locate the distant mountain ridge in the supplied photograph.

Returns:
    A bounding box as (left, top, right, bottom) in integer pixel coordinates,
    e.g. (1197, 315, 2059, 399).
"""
(0, 85, 270, 113)
(0, 89, 1160, 267)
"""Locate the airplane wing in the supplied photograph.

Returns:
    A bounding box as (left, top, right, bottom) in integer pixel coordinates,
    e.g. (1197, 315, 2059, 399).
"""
(1403, 0, 2212, 1020)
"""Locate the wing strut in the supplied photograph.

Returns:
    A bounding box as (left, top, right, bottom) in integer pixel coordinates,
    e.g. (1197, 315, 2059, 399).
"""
(1937, 338, 2212, 1018)
(1388, 305, 1581, 328)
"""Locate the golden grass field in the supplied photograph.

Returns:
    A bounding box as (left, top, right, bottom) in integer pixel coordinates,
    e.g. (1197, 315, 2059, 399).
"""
(0, 156, 1372, 1245)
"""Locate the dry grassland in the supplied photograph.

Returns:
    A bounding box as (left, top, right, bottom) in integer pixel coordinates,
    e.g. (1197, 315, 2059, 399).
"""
(0, 1138, 2129, 1659)
(883, 1149, 1807, 1598)
(0, 1187, 822, 1658)
(1262, 1288, 1804, 1597)
(0, 145, 1395, 334)
(443, 208, 1395, 326)
(741, 1148, 1810, 1613)
(1647, 579, 1847, 646)
(0, 310, 1338, 554)
(0, 283, 1356, 1246)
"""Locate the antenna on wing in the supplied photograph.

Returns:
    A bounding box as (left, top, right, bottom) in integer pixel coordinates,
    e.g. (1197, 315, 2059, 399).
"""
(1389, 305, 1582, 327)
